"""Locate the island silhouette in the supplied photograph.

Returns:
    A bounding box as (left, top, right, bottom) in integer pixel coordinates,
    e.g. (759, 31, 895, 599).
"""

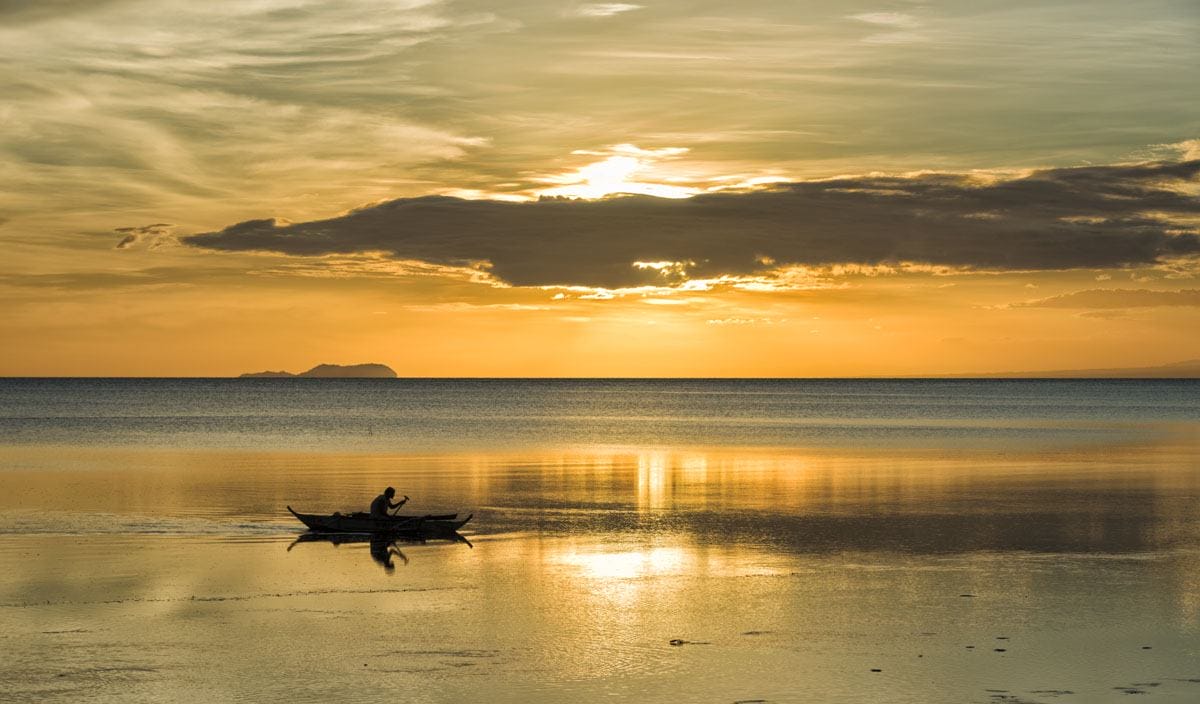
(239, 363, 397, 378)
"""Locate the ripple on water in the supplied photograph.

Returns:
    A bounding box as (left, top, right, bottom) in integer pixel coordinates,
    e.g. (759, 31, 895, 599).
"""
(0, 509, 298, 538)
(541, 634, 685, 683)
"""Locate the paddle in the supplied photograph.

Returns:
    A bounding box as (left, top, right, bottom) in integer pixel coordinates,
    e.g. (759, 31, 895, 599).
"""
(387, 495, 411, 517)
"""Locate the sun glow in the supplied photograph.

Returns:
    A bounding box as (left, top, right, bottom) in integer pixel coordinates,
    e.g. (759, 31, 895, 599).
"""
(536, 145, 700, 199)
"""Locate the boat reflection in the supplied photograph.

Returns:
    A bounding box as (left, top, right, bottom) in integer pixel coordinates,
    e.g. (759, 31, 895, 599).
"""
(287, 531, 472, 573)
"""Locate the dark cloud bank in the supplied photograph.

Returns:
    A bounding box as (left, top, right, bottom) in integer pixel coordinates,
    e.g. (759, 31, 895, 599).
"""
(185, 160, 1200, 288)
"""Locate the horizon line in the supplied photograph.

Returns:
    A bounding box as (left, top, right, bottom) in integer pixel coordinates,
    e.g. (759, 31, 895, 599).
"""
(2, 375, 1197, 381)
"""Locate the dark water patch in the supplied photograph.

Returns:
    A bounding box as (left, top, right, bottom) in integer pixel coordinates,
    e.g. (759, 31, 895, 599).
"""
(984, 695, 1041, 704)
(378, 648, 500, 659)
(41, 628, 92, 634)
(57, 665, 157, 676)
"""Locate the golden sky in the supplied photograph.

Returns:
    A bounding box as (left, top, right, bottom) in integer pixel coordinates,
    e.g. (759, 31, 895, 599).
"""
(1, 0, 1198, 376)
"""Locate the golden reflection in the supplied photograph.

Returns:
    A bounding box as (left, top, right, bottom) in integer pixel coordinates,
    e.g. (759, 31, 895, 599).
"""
(680, 454, 708, 484)
(3, 432, 1200, 701)
(556, 545, 688, 580)
(4, 442, 1199, 527)
(636, 451, 670, 510)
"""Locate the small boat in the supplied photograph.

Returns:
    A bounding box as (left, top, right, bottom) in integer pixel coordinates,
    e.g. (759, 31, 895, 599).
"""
(287, 506, 472, 534)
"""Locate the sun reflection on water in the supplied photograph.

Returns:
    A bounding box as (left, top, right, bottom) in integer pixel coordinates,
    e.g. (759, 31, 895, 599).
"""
(636, 452, 669, 510)
(556, 545, 688, 580)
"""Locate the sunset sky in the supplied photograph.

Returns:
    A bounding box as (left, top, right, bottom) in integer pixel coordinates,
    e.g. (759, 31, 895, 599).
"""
(2, 0, 1198, 376)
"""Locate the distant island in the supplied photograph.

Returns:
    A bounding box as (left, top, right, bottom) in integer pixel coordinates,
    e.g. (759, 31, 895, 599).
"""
(239, 363, 397, 379)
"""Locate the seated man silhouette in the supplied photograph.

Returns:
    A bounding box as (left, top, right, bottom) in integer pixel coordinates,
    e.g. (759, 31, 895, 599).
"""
(369, 486, 409, 518)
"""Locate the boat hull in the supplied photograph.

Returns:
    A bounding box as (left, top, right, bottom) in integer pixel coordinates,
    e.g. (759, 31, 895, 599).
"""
(287, 506, 472, 534)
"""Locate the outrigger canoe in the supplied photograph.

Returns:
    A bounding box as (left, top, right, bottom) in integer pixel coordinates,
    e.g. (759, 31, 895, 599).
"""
(287, 506, 472, 534)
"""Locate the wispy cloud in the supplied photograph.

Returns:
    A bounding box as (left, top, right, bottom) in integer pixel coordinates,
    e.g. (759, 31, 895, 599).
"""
(571, 3, 643, 18)
(706, 317, 787, 326)
(0, 0, 130, 24)
(114, 223, 174, 250)
(1017, 288, 1200, 309)
(849, 11, 925, 44)
(0, 0, 498, 224)
(848, 12, 921, 29)
(2, 0, 1195, 238)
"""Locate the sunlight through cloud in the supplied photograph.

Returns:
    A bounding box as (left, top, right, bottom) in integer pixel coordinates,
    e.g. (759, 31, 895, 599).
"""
(536, 144, 699, 199)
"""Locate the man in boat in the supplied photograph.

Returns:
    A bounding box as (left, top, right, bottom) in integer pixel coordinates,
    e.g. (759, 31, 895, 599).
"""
(369, 486, 409, 518)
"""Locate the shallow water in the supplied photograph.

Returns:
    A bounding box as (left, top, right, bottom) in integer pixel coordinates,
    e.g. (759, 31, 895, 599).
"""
(1, 380, 1198, 702)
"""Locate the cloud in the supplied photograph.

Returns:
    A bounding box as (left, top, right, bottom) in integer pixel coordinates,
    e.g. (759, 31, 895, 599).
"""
(571, 3, 643, 18)
(537, 144, 697, 199)
(0, 0, 128, 23)
(114, 223, 174, 250)
(403, 302, 551, 313)
(706, 317, 787, 326)
(1178, 139, 1200, 161)
(848, 11, 925, 43)
(183, 158, 1200, 289)
(1018, 289, 1200, 309)
(0, 0, 498, 225)
(0, 266, 230, 291)
(1078, 310, 1130, 320)
(849, 12, 921, 29)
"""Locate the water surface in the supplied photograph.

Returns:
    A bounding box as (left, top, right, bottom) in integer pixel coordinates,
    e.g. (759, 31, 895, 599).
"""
(1, 380, 1198, 702)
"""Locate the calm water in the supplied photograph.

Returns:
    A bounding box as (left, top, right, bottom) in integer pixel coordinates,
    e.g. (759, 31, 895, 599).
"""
(2, 378, 1197, 451)
(1, 379, 1198, 703)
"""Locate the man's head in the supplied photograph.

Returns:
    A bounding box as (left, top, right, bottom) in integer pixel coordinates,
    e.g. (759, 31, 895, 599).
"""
(384, 486, 396, 498)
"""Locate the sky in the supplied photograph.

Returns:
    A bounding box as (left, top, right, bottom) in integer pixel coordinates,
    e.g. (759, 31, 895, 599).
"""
(1, 0, 1198, 376)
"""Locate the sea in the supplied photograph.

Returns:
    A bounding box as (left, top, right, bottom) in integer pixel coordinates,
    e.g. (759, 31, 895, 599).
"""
(0, 379, 1198, 703)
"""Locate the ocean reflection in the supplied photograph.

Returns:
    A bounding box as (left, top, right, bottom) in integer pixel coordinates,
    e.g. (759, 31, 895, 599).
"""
(556, 545, 687, 580)
(287, 531, 472, 572)
(3, 380, 1200, 703)
(484, 446, 1200, 557)
(1, 441, 1198, 559)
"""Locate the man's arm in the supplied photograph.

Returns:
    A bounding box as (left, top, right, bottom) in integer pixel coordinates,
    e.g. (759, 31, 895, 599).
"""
(389, 495, 409, 509)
